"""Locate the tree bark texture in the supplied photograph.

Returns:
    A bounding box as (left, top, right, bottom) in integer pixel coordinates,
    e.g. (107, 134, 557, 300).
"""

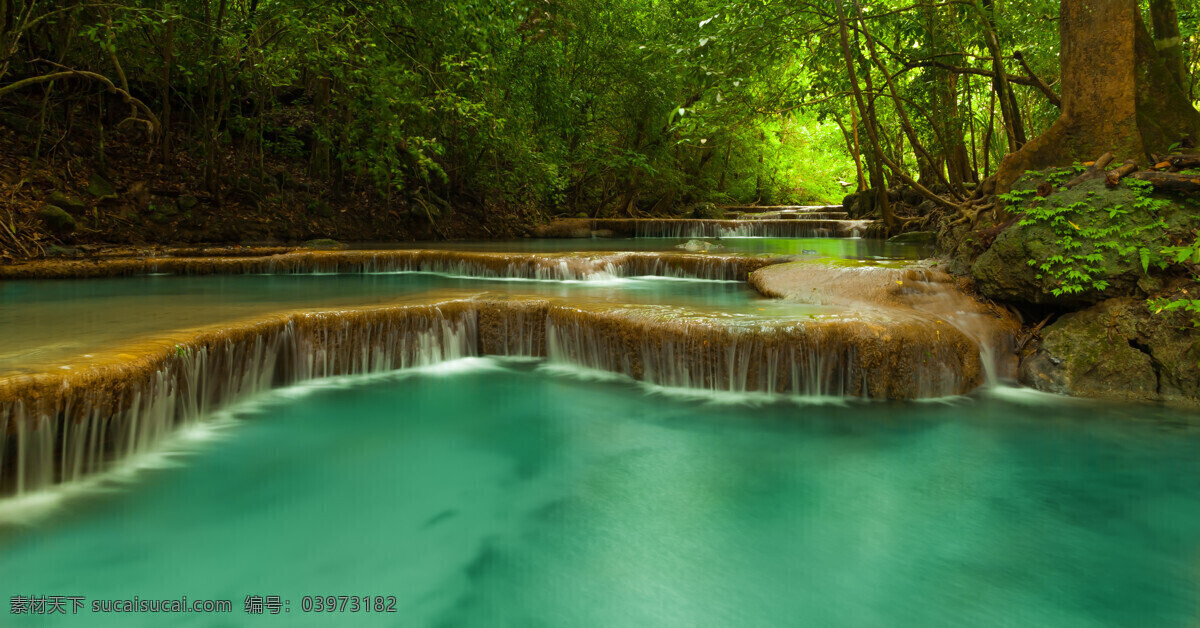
(995, 0, 1200, 190)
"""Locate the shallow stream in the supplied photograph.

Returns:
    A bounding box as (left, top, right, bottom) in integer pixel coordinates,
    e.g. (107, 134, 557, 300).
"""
(0, 238, 1196, 626)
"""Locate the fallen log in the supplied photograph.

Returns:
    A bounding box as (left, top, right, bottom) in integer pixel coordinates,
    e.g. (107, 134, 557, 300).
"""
(1128, 171, 1200, 194)
(1105, 160, 1138, 188)
(1148, 153, 1200, 171)
(1065, 152, 1115, 188)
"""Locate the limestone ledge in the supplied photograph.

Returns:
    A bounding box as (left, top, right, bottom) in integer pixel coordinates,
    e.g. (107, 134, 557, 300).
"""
(0, 249, 785, 281)
(0, 296, 992, 495)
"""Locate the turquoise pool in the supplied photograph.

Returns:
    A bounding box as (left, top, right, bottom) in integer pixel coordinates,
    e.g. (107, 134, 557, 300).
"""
(2, 359, 1198, 627)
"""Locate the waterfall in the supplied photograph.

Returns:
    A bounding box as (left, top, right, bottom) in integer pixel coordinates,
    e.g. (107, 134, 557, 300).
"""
(626, 219, 875, 239)
(0, 286, 1013, 497)
(748, 263, 1020, 389)
(0, 303, 478, 497)
(0, 250, 780, 282)
(543, 307, 980, 398)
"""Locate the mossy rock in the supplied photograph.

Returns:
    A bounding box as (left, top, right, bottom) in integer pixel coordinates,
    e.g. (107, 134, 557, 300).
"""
(45, 244, 80, 257)
(48, 191, 86, 212)
(972, 178, 1200, 306)
(149, 210, 174, 225)
(305, 238, 344, 249)
(37, 205, 76, 233)
(1020, 297, 1200, 403)
(86, 173, 117, 198)
(887, 231, 936, 244)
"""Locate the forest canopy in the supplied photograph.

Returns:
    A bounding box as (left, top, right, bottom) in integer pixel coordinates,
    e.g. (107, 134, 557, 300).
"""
(0, 0, 1197, 225)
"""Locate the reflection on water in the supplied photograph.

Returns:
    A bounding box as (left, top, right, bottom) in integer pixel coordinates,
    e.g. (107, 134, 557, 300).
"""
(2, 360, 1198, 627)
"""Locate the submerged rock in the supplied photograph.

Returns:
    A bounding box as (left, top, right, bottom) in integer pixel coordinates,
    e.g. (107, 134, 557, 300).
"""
(1021, 298, 1200, 403)
(676, 239, 722, 251)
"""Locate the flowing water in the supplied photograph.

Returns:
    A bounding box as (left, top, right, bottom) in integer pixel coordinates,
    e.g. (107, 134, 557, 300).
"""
(391, 237, 928, 257)
(1, 360, 1198, 627)
(0, 239, 1194, 626)
(0, 273, 801, 375)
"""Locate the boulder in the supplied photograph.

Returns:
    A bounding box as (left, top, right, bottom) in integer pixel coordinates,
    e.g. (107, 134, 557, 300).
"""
(901, 187, 923, 206)
(1021, 297, 1200, 403)
(48, 191, 86, 212)
(887, 231, 936, 244)
(86, 173, 116, 198)
(972, 178, 1200, 306)
(37, 205, 76, 233)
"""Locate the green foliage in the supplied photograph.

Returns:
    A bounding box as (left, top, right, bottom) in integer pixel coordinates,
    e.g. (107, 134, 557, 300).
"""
(1006, 174, 1194, 306)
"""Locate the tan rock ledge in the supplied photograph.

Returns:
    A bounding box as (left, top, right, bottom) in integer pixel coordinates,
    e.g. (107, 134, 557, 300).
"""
(0, 294, 1000, 496)
(0, 249, 785, 281)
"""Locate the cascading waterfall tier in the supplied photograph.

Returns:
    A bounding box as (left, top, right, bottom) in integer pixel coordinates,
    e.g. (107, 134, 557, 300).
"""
(533, 218, 876, 239)
(0, 250, 783, 281)
(0, 284, 1011, 497)
(0, 303, 479, 496)
(749, 262, 1021, 383)
(613, 219, 873, 238)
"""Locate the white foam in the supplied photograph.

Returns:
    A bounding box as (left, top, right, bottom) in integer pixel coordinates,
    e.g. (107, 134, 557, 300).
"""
(535, 362, 854, 407)
(0, 416, 239, 527)
(981, 384, 1083, 406)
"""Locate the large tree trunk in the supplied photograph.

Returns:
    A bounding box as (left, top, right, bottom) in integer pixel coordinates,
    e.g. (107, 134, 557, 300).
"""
(1149, 0, 1186, 90)
(996, 0, 1200, 189)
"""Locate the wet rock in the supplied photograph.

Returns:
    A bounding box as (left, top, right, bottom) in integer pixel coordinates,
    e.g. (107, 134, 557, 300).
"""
(86, 173, 116, 198)
(972, 179, 1200, 306)
(676, 239, 722, 251)
(1020, 297, 1200, 402)
(304, 238, 343, 249)
(887, 231, 936, 244)
(37, 205, 76, 233)
(48, 191, 86, 212)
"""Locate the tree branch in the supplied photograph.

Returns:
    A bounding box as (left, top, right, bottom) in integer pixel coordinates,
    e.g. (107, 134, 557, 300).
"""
(1, 66, 159, 136)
